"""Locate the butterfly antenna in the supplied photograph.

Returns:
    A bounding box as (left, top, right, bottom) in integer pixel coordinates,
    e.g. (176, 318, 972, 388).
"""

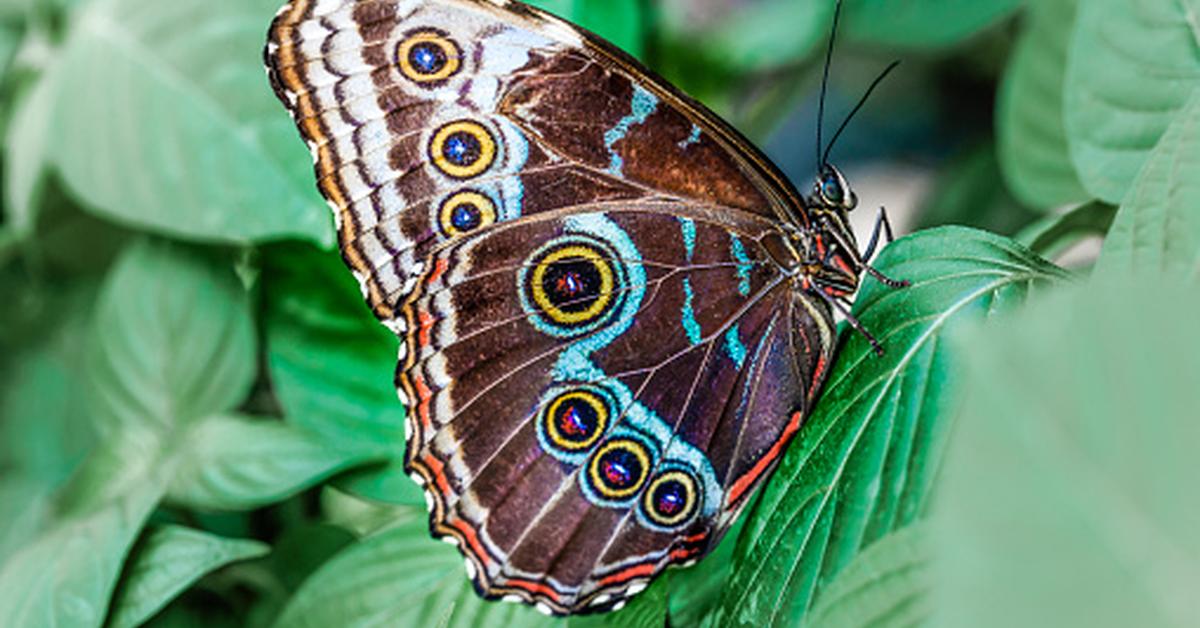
(822, 60, 901, 165)
(816, 0, 844, 167)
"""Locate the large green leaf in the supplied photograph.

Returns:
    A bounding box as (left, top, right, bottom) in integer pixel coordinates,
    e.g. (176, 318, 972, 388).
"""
(273, 517, 557, 628)
(46, 0, 329, 244)
(1064, 0, 1200, 203)
(1015, 201, 1117, 260)
(997, 0, 1089, 210)
(569, 578, 667, 628)
(1096, 89, 1200, 277)
(167, 413, 387, 511)
(108, 524, 269, 628)
(803, 524, 930, 628)
(935, 278, 1200, 627)
(261, 242, 422, 506)
(714, 227, 1068, 627)
(843, 0, 1021, 48)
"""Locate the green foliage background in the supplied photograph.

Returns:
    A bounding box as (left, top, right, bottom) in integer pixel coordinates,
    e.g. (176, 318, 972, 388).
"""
(0, 0, 1196, 626)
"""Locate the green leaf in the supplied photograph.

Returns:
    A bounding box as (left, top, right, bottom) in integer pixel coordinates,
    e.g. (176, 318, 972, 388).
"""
(168, 413, 387, 511)
(88, 239, 255, 435)
(935, 277, 1200, 627)
(843, 0, 1022, 48)
(1096, 88, 1200, 278)
(274, 517, 558, 628)
(714, 227, 1068, 627)
(803, 524, 931, 628)
(1015, 201, 1117, 260)
(997, 0, 1089, 210)
(108, 524, 269, 628)
(261, 242, 422, 506)
(47, 0, 330, 244)
(1064, 0, 1200, 203)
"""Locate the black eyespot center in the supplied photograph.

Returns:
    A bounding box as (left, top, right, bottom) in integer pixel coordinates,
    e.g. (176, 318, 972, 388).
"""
(541, 257, 603, 313)
(408, 41, 447, 76)
(442, 131, 482, 167)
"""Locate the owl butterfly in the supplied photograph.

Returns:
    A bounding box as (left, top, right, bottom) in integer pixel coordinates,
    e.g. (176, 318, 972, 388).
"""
(266, 0, 903, 616)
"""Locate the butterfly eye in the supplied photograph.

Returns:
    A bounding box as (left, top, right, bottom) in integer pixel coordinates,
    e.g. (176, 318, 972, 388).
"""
(642, 470, 700, 528)
(819, 172, 845, 206)
(396, 31, 461, 84)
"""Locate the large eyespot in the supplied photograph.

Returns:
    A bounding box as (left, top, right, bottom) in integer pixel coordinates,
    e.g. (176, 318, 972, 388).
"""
(642, 469, 700, 528)
(588, 439, 651, 500)
(430, 120, 496, 179)
(541, 388, 611, 453)
(438, 190, 496, 237)
(396, 31, 461, 84)
(523, 241, 622, 335)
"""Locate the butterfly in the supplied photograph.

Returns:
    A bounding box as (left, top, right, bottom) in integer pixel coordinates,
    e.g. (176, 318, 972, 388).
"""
(266, 0, 904, 616)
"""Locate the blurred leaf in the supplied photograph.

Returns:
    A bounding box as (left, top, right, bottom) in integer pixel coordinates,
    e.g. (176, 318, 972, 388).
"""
(715, 227, 1068, 627)
(997, 0, 1089, 210)
(167, 413, 386, 511)
(46, 0, 330, 244)
(1015, 200, 1117, 260)
(1064, 0, 1200, 203)
(0, 452, 165, 627)
(913, 143, 1040, 237)
(1096, 89, 1200, 278)
(935, 278, 1200, 627)
(108, 524, 269, 628)
(0, 239, 259, 626)
(273, 516, 557, 628)
(526, 0, 645, 58)
(88, 240, 255, 435)
(261, 243, 422, 506)
(266, 523, 356, 592)
(844, 0, 1021, 48)
(3, 58, 59, 237)
(803, 524, 931, 628)
(701, 0, 832, 72)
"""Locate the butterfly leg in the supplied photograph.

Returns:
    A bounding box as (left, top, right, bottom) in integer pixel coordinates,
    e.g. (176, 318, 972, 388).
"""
(861, 207, 909, 289)
(813, 287, 885, 356)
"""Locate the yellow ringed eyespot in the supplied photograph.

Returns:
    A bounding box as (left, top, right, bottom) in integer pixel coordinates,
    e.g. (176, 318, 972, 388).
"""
(529, 245, 614, 325)
(642, 470, 699, 527)
(588, 439, 651, 500)
(396, 31, 461, 83)
(542, 389, 609, 452)
(438, 190, 496, 237)
(429, 120, 497, 179)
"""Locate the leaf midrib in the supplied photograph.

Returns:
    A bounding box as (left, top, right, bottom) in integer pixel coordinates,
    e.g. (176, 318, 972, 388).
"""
(729, 270, 1052, 626)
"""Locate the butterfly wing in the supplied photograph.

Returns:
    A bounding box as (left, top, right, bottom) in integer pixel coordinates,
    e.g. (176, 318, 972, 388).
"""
(265, 0, 837, 614)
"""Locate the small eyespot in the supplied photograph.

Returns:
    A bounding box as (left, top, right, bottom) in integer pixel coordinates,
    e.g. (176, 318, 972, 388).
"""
(588, 438, 651, 500)
(541, 389, 611, 452)
(396, 31, 461, 84)
(642, 469, 700, 528)
(429, 120, 496, 179)
(438, 190, 496, 237)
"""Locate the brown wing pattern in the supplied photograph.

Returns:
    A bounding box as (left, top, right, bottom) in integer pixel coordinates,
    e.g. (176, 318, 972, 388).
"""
(265, 0, 838, 615)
